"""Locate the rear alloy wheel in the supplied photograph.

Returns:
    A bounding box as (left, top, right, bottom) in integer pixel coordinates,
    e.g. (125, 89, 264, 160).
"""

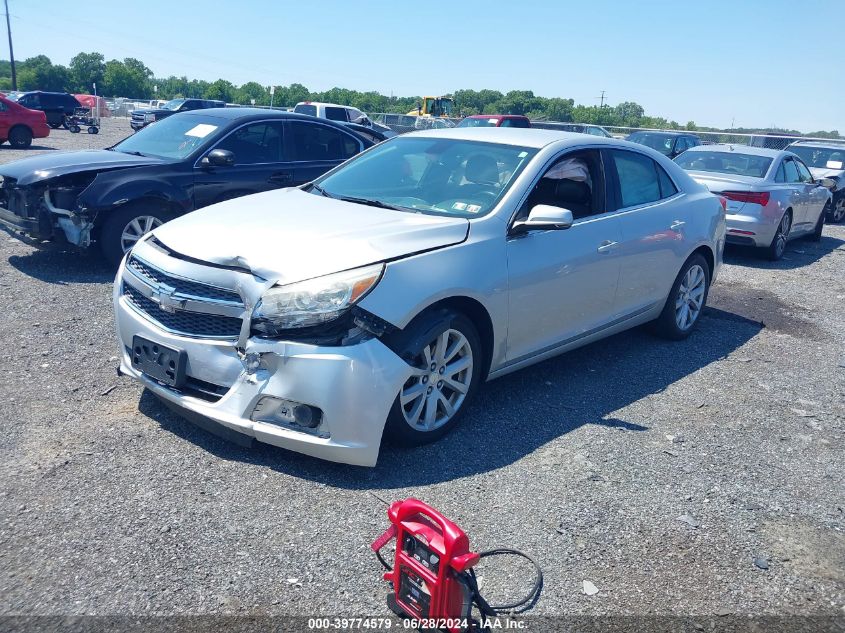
(385, 311, 483, 446)
(651, 253, 710, 340)
(830, 197, 845, 224)
(810, 204, 826, 241)
(100, 205, 175, 266)
(767, 211, 791, 261)
(8, 126, 32, 149)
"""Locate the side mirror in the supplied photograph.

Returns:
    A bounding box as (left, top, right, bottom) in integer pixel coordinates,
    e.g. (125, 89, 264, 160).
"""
(202, 149, 235, 167)
(511, 205, 574, 234)
(818, 177, 836, 190)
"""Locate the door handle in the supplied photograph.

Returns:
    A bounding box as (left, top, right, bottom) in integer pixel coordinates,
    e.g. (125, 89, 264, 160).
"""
(597, 240, 618, 254)
(269, 171, 293, 184)
(670, 220, 686, 230)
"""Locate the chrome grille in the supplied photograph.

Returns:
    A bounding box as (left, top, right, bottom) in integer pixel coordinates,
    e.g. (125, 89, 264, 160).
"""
(127, 255, 242, 303)
(123, 285, 243, 338)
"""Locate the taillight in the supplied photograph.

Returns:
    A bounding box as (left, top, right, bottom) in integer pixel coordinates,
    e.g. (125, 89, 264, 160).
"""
(720, 190, 770, 207)
(718, 196, 728, 212)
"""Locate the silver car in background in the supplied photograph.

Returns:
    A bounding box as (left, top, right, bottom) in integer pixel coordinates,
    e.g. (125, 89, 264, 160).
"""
(114, 129, 725, 466)
(675, 145, 833, 260)
(787, 140, 845, 223)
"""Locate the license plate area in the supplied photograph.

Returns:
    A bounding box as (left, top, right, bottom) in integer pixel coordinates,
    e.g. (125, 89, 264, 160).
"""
(131, 336, 187, 388)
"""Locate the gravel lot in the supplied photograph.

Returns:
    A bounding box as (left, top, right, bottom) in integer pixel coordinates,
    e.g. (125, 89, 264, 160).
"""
(0, 119, 843, 625)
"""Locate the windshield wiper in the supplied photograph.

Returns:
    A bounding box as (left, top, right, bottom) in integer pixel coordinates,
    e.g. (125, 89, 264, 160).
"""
(311, 183, 335, 198)
(336, 195, 406, 211)
(119, 150, 148, 157)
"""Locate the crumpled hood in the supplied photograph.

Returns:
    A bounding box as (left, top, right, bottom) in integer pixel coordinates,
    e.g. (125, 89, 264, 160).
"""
(151, 188, 470, 282)
(0, 150, 167, 185)
(808, 166, 844, 180)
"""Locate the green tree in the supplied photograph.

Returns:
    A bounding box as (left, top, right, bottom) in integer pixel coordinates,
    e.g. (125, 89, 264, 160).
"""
(102, 58, 152, 97)
(69, 52, 105, 93)
(204, 79, 235, 102)
(17, 56, 70, 92)
(236, 81, 268, 105)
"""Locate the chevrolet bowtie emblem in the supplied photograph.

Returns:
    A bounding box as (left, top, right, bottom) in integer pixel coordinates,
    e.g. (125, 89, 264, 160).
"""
(150, 284, 183, 313)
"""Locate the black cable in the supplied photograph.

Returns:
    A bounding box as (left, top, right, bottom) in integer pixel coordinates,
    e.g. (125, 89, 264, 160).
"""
(466, 549, 544, 616)
(375, 547, 393, 572)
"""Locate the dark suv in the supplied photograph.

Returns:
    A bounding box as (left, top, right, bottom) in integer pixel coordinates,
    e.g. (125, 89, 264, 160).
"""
(13, 91, 81, 129)
(131, 98, 226, 131)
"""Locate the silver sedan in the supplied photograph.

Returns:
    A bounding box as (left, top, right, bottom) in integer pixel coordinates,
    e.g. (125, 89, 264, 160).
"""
(675, 145, 833, 260)
(114, 129, 725, 466)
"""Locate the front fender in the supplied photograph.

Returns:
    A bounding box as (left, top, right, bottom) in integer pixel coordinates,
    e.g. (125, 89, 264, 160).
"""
(78, 169, 193, 217)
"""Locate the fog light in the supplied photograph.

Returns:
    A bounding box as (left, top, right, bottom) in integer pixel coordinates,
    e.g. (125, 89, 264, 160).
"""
(250, 396, 326, 436)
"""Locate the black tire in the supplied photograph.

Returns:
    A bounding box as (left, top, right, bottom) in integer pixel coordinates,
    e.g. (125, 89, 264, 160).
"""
(61, 116, 69, 130)
(48, 122, 61, 130)
(650, 253, 711, 341)
(383, 309, 483, 446)
(810, 205, 826, 242)
(765, 210, 791, 261)
(88, 126, 99, 135)
(829, 197, 845, 224)
(99, 204, 176, 266)
(8, 125, 32, 149)
(69, 125, 80, 134)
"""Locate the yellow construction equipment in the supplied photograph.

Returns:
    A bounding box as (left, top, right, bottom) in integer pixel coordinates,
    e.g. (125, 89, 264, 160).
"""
(407, 96, 454, 118)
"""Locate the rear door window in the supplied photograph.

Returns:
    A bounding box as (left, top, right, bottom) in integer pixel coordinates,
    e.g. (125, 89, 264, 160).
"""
(214, 122, 284, 164)
(287, 121, 360, 161)
(610, 150, 663, 207)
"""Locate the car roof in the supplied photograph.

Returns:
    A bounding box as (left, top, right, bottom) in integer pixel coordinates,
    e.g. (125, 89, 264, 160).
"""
(788, 140, 845, 149)
(178, 107, 316, 121)
(629, 130, 694, 137)
(404, 126, 625, 149)
(465, 114, 526, 119)
(682, 143, 786, 158)
(295, 102, 352, 109)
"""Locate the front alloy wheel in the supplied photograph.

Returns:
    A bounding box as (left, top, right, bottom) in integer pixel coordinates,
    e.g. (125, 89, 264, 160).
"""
(120, 215, 163, 253)
(830, 198, 845, 224)
(400, 328, 473, 432)
(384, 310, 483, 446)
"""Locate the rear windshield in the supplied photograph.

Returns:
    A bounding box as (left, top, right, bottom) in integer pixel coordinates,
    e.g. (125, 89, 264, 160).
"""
(788, 145, 845, 169)
(458, 117, 499, 128)
(294, 104, 317, 117)
(675, 151, 773, 178)
(627, 133, 675, 155)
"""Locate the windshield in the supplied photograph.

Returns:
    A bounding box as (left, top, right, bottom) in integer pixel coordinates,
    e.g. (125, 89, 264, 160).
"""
(313, 137, 538, 218)
(675, 150, 773, 178)
(112, 114, 224, 159)
(458, 117, 499, 128)
(628, 133, 674, 155)
(162, 99, 186, 111)
(788, 145, 845, 169)
(294, 104, 317, 117)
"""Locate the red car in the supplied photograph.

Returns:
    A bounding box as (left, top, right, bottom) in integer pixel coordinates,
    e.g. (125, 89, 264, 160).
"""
(0, 94, 50, 149)
(457, 114, 531, 128)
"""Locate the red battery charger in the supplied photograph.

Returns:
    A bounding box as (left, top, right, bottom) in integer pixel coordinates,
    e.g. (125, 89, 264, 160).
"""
(371, 498, 543, 632)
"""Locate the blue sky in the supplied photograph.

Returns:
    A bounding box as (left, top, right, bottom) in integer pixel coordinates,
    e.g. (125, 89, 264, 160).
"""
(9, 0, 843, 132)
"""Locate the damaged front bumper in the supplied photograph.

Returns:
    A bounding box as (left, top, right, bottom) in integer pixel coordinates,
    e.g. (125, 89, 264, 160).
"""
(0, 177, 96, 247)
(113, 240, 412, 467)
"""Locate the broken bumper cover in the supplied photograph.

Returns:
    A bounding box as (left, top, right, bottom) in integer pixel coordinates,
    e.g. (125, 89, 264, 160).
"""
(114, 282, 411, 467)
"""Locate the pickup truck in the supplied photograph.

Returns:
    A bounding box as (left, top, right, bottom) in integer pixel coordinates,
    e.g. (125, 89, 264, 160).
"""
(130, 98, 225, 131)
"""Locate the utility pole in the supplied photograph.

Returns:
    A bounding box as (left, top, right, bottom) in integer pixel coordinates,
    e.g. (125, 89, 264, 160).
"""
(597, 90, 606, 108)
(4, 0, 15, 91)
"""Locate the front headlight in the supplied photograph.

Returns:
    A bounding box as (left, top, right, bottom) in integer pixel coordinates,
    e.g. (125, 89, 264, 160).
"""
(252, 263, 384, 330)
(144, 113, 156, 122)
